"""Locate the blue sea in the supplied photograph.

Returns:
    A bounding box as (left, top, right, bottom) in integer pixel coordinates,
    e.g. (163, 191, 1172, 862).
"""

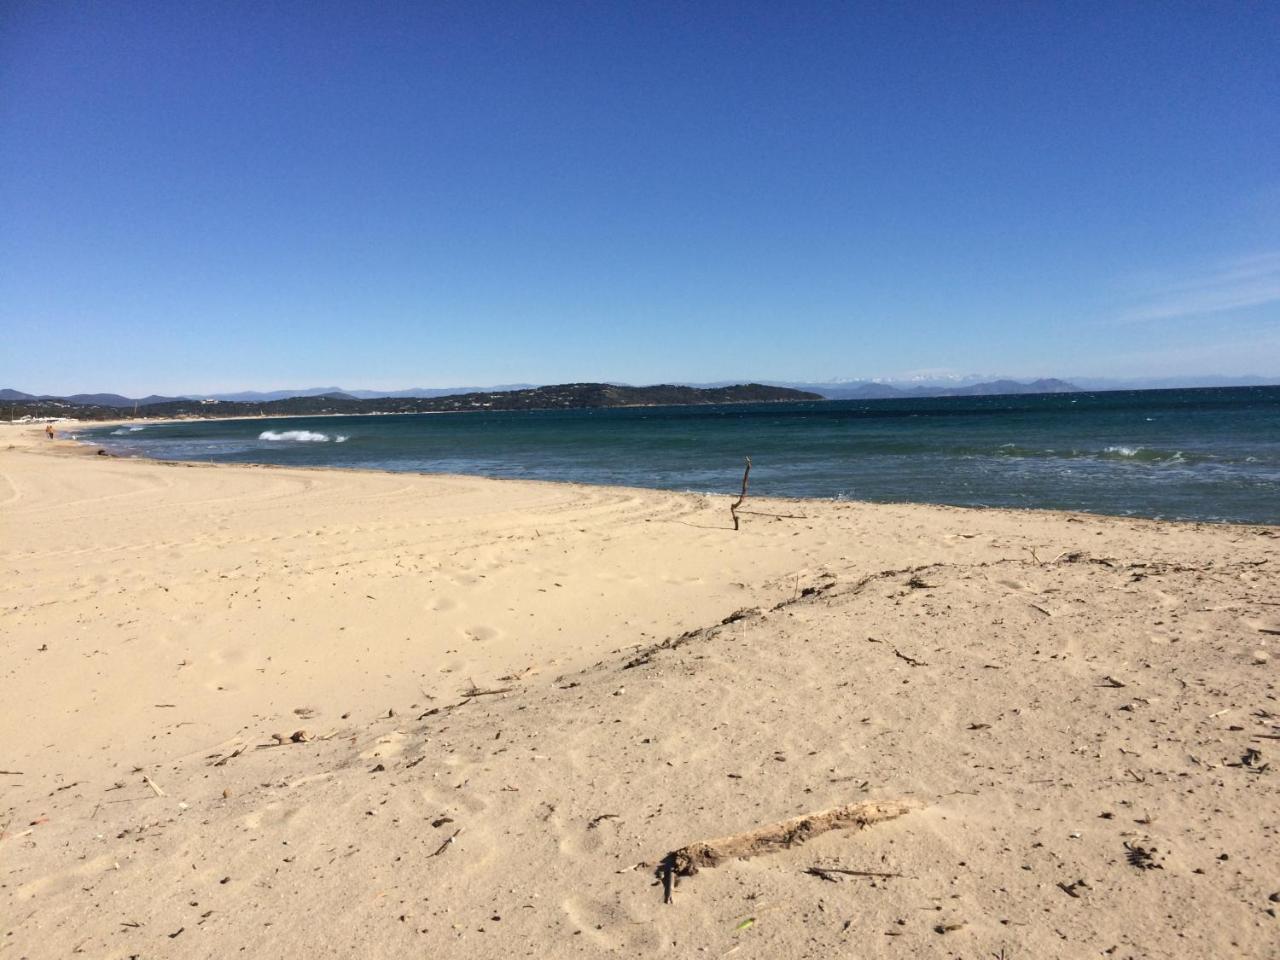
(86, 386, 1280, 525)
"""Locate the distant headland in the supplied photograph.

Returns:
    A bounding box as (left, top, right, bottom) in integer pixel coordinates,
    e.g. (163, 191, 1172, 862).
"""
(3, 382, 823, 421)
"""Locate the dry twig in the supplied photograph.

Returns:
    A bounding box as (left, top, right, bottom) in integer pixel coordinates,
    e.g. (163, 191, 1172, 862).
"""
(430, 827, 463, 857)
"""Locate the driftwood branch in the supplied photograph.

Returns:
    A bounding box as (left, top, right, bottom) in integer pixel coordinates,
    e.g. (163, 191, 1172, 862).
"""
(892, 647, 928, 667)
(659, 799, 916, 901)
(805, 866, 908, 881)
(461, 681, 515, 699)
(729, 457, 752, 531)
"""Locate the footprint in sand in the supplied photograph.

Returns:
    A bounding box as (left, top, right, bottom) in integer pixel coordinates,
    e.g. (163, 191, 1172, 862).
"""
(554, 813, 617, 858)
(240, 802, 303, 831)
(560, 895, 660, 952)
(560, 896, 620, 949)
(416, 777, 489, 817)
(359, 729, 411, 761)
(207, 645, 250, 666)
(15, 853, 117, 901)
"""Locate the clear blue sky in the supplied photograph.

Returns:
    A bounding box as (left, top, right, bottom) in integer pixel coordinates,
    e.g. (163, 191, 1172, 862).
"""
(2, 1, 1277, 395)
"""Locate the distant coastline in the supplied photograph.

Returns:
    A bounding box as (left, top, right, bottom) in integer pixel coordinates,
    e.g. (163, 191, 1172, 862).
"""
(7, 377, 1280, 424)
(5, 382, 819, 422)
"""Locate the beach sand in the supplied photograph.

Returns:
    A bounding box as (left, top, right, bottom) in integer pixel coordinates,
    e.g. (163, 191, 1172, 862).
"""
(2, 421, 1277, 958)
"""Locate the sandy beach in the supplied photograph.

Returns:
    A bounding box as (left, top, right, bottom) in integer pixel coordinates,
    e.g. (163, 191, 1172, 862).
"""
(2, 421, 1277, 958)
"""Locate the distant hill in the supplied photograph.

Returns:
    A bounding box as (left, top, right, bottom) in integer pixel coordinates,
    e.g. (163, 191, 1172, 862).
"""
(66, 392, 189, 407)
(939, 378, 1079, 397)
(781, 378, 1081, 400)
(190, 384, 539, 401)
(186, 386, 350, 402)
(4, 382, 820, 421)
(0, 388, 185, 407)
(343, 384, 538, 399)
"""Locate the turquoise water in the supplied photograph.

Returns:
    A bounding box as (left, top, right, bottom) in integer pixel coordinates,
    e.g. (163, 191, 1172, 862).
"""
(87, 386, 1280, 524)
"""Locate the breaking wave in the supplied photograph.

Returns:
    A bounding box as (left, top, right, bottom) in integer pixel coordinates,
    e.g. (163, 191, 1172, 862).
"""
(1100, 445, 1186, 463)
(110, 425, 147, 435)
(259, 429, 341, 443)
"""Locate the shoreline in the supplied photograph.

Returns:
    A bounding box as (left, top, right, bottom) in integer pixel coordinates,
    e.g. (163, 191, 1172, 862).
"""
(33, 417, 1279, 531)
(2, 419, 1277, 957)
(4, 393, 824, 428)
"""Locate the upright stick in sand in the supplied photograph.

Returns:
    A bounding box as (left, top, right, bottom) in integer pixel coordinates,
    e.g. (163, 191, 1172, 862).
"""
(730, 457, 751, 531)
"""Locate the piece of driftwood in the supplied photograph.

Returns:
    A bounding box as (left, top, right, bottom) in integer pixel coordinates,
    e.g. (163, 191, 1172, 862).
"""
(892, 647, 927, 667)
(660, 799, 915, 901)
(729, 457, 751, 531)
(806, 866, 907, 881)
(461, 681, 515, 699)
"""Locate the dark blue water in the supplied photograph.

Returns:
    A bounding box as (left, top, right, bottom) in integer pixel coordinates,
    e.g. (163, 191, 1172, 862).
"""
(85, 387, 1280, 524)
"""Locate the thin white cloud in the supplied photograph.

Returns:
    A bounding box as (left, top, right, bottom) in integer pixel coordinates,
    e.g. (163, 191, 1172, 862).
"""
(1087, 325, 1280, 377)
(1119, 251, 1280, 323)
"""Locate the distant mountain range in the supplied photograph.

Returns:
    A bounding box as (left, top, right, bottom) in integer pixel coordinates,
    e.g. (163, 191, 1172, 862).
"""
(5, 375, 1277, 412)
(0, 385, 545, 406)
(767, 377, 1080, 400)
(184, 385, 540, 403)
(0, 389, 187, 407)
(202, 378, 1082, 402)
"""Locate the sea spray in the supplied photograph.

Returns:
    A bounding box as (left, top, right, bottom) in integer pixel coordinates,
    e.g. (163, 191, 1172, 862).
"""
(259, 429, 335, 443)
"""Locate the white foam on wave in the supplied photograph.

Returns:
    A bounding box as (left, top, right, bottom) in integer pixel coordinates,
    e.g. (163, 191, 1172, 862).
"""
(110, 425, 147, 435)
(335, 435, 348, 443)
(259, 429, 334, 443)
(1104, 445, 1141, 457)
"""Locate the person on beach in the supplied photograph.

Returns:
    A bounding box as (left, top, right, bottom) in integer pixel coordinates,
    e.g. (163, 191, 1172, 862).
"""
(45, 423, 54, 440)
